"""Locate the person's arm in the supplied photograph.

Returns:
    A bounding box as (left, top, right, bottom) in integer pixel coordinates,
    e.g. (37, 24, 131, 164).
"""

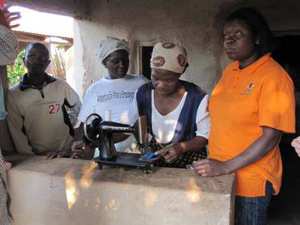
(160, 95, 210, 162)
(6, 91, 33, 154)
(0, 7, 20, 160)
(0, 6, 20, 28)
(64, 82, 81, 127)
(47, 83, 83, 159)
(46, 83, 83, 159)
(193, 127, 281, 176)
(66, 122, 96, 160)
(74, 122, 84, 141)
(69, 87, 96, 159)
(160, 136, 207, 163)
(291, 136, 300, 157)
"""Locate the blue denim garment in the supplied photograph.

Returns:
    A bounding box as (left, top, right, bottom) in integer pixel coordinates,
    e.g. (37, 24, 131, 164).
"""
(235, 181, 274, 225)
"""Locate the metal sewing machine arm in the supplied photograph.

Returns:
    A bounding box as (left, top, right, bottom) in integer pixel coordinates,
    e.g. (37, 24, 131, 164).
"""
(83, 113, 158, 171)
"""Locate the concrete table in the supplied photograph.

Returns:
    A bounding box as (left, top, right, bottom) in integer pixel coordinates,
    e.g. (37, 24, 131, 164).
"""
(8, 156, 235, 225)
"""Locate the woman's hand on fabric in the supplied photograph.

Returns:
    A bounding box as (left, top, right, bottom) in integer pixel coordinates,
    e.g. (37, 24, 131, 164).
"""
(193, 159, 230, 177)
(157, 144, 183, 163)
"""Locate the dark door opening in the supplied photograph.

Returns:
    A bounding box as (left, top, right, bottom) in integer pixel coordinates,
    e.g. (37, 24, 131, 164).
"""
(141, 46, 153, 80)
(269, 35, 300, 224)
(273, 35, 300, 91)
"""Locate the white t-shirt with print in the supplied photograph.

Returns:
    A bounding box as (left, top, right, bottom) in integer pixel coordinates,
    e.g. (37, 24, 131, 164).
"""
(78, 74, 148, 152)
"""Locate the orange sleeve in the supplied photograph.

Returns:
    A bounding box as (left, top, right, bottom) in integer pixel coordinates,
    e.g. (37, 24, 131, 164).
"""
(258, 72, 295, 133)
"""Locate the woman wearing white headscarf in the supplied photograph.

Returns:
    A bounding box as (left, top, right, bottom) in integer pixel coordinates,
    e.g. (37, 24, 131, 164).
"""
(133, 42, 209, 168)
(72, 37, 148, 158)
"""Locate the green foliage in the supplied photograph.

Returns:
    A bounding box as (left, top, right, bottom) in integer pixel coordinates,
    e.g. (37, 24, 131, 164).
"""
(7, 49, 26, 87)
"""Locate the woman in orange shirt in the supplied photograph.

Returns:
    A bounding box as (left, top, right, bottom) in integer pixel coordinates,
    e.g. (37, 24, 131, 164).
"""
(193, 7, 295, 225)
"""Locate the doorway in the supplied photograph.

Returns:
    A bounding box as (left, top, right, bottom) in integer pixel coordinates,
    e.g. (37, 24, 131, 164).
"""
(269, 35, 300, 224)
(141, 46, 153, 80)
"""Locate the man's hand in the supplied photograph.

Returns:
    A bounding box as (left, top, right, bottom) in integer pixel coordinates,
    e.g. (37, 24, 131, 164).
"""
(193, 159, 230, 177)
(71, 140, 94, 160)
(46, 150, 71, 159)
(157, 144, 183, 163)
(291, 137, 300, 157)
(0, 6, 20, 28)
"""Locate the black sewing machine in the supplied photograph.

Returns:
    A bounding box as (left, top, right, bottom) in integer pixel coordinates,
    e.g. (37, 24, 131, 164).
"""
(84, 113, 159, 171)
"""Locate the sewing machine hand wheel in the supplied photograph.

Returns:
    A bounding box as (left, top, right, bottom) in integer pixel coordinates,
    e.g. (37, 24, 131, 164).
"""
(84, 113, 103, 145)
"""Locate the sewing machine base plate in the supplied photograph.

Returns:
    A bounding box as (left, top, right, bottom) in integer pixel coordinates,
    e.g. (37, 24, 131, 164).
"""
(94, 152, 154, 171)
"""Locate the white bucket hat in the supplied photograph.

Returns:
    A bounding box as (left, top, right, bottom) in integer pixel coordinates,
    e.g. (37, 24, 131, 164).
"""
(151, 42, 188, 74)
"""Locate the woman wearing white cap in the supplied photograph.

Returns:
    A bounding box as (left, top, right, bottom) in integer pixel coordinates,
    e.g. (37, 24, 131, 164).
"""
(0, 6, 20, 225)
(134, 42, 209, 168)
(72, 37, 147, 158)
